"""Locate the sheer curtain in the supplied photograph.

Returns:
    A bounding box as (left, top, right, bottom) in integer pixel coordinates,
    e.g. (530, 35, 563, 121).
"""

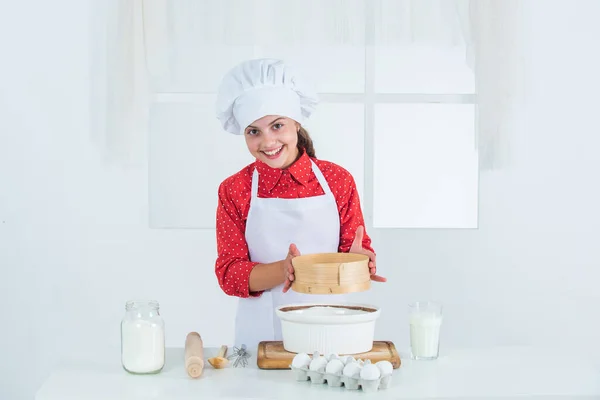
(89, 0, 148, 164)
(93, 0, 523, 170)
(460, 0, 525, 170)
(372, 0, 524, 170)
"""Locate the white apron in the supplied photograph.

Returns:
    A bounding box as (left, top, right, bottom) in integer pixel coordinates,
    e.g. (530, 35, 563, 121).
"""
(234, 160, 351, 352)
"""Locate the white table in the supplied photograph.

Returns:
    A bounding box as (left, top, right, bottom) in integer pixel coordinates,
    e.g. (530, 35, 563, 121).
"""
(35, 346, 600, 399)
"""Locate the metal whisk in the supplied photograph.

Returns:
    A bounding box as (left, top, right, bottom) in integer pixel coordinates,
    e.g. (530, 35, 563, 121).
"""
(227, 344, 251, 368)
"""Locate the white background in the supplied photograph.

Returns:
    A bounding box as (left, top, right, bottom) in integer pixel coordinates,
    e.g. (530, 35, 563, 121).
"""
(1, 1, 600, 399)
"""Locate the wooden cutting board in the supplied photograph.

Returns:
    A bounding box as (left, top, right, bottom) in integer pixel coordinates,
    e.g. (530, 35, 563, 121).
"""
(256, 341, 401, 370)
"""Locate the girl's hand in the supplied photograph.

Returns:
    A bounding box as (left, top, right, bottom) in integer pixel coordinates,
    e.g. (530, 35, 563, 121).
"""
(350, 226, 387, 282)
(282, 243, 301, 292)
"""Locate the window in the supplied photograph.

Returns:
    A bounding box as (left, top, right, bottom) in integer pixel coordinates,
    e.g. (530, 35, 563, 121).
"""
(144, 0, 478, 230)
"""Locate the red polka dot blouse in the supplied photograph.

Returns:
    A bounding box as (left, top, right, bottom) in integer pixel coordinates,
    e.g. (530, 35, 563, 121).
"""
(215, 150, 374, 298)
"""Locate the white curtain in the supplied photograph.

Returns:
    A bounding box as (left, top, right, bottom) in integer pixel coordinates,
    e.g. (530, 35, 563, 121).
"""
(89, 0, 148, 165)
(373, 0, 524, 170)
(94, 0, 523, 170)
(460, 0, 525, 170)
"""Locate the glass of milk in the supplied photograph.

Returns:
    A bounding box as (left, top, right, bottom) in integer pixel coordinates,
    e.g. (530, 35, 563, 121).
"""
(409, 301, 443, 360)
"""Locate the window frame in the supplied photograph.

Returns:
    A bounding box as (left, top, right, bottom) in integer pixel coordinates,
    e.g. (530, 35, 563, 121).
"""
(146, 0, 479, 230)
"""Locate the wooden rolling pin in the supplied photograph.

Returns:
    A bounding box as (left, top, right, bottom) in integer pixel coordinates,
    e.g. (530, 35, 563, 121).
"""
(185, 332, 204, 378)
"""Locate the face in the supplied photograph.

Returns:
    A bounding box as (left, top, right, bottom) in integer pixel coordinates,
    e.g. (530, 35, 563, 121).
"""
(244, 115, 300, 169)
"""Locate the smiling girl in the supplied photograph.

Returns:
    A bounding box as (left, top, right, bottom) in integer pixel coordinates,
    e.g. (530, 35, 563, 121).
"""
(214, 58, 386, 351)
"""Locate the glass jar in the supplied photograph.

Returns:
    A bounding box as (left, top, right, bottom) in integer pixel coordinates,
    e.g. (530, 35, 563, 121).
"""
(121, 300, 165, 374)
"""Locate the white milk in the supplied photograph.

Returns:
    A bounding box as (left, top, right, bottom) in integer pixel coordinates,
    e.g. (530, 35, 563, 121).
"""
(121, 319, 165, 373)
(409, 311, 443, 359)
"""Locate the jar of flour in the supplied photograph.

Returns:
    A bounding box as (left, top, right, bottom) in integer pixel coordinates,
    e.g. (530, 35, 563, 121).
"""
(121, 300, 165, 374)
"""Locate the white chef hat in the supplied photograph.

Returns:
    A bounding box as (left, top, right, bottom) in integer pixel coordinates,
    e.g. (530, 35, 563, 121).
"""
(215, 58, 319, 135)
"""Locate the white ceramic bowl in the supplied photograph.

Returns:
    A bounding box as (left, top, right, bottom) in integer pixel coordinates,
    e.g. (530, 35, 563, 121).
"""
(275, 303, 381, 355)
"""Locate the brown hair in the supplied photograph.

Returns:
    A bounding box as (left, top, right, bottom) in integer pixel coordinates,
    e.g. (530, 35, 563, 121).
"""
(297, 126, 316, 158)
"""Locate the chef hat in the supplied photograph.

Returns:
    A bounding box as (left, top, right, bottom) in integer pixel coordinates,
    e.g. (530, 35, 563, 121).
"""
(215, 58, 319, 135)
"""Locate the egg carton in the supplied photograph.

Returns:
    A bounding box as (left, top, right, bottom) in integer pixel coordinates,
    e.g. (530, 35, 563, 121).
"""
(289, 353, 393, 393)
(290, 365, 393, 392)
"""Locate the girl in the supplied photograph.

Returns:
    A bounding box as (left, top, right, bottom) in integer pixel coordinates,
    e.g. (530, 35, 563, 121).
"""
(214, 58, 386, 352)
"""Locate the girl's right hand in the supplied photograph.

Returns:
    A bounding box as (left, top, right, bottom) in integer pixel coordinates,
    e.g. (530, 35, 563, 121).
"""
(282, 243, 301, 293)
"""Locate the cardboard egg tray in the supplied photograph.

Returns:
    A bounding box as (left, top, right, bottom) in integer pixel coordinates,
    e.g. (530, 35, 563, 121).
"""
(289, 364, 393, 393)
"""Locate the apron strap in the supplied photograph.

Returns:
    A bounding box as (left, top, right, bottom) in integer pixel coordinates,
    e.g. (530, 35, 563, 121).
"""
(251, 168, 260, 200)
(309, 160, 333, 195)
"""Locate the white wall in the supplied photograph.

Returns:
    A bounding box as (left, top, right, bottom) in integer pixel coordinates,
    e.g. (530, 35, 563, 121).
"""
(1, 0, 599, 399)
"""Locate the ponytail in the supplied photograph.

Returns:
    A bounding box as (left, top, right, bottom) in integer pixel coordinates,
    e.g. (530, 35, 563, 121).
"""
(297, 126, 316, 158)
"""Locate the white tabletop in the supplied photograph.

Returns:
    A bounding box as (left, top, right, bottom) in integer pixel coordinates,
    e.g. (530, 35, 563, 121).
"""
(35, 345, 600, 400)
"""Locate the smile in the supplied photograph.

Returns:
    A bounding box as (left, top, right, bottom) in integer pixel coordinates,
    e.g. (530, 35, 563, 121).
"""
(262, 146, 283, 156)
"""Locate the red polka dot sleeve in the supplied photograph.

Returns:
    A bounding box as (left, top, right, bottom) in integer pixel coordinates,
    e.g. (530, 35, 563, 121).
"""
(215, 170, 261, 299)
(215, 151, 374, 298)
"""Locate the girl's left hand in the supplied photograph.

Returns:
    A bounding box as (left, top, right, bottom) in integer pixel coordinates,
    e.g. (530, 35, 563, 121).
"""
(282, 243, 301, 293)
(349, 226, 387, 282)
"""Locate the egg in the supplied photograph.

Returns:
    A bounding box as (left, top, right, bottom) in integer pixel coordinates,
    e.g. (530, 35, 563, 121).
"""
(309, 352, 328, 372)
(342, 361, 362, 378)
(339, 355, 355, 365)
(325, 358, 344, 375)
(325, 353, 339, 361)
(375, 360, 394, 376)
(360, 363, 381, 381)
(291, 352, 311, 369)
